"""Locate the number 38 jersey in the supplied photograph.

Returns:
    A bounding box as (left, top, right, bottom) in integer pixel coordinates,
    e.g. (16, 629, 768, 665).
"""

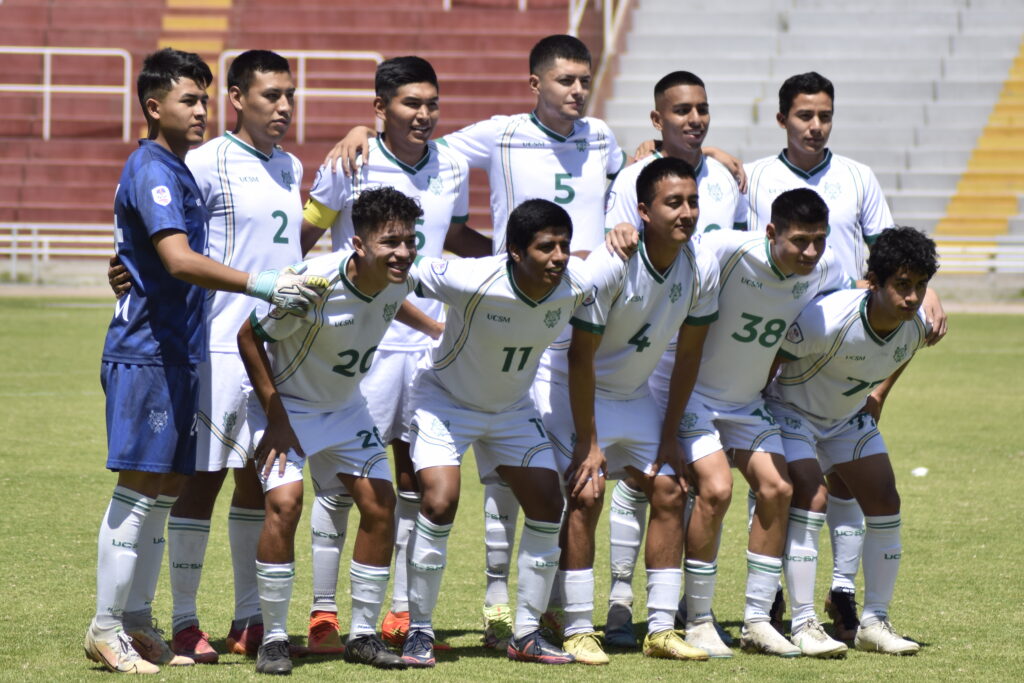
(249, 249, 416, 413)
(651, 230, 847, 408)
(186, 133, 304, 353)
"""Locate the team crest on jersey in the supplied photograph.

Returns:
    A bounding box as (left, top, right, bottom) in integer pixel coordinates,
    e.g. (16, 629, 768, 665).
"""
(427, 175, 443, 195)
(822, 181, 841, 200)
(151, 185, 172, 206)
(680, 412, 698, 430)
(893, 344, 908, 363)
(222, 411, 238, 436)
(383, 301, 398, 323)
(785, 322, 804, 344)
(669, 283, 682, 303)
(791, 281, 810, 299)
(575, 139, 589, 153)
(783, 416, 802, 430)
(431, 260, 449, 276)
(544, 309, 561, 328)
(148, 410, 169, 434)
(280, 170, 294, 187)
(707, 182, 723, 202)
(582, 285, 597, 307)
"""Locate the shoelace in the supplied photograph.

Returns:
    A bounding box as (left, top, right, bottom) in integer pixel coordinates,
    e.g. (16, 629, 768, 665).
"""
(115, 632, 142, 662)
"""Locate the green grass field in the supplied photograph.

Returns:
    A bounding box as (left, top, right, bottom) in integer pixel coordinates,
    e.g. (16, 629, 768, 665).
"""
(1, 298, 1021, 681)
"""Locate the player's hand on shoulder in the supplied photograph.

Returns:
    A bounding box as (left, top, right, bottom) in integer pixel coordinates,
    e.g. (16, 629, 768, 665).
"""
(632, 138, 659, 162)
(323, 125, 376, 176)
(703, 146, 747, 193)
(605, 222, 640, 261)
(246, 263, 330, 314)
(107, 254, 132, 298)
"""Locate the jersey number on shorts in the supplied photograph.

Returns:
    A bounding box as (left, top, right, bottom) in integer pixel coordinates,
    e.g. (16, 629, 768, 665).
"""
(272, 210, 289, 244)
(501, 346, 532, 372)
(731, 313, 787, 348)
(357, 427, 385, 449)
(332, 346, 378, 377)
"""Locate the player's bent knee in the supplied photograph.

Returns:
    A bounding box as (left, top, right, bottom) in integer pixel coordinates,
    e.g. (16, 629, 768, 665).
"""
(651, 476, 685, 511)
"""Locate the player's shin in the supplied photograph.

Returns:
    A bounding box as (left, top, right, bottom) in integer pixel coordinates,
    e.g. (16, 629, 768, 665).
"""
(407, 514, 452, 636)
(310, 493, 353, 613)
(349, 562, 390, 638)
(123, 495, 175, 627)
(255, 561, 295, 644)
(228, 506, 265, 624)
(784, 509, 826, 633)
(646, 568, 683, 634)
(514, 519, 562, 639)
(860, 514, 902, 626)
(392, 491, 421, 613)
(827, 495, 865, 592)
(483, 482, 520, 607)
(608, 481, 647, 606)
(561, 569, 596, 636)
(94, 487, 155, 633)
(168, 515, 210, 633)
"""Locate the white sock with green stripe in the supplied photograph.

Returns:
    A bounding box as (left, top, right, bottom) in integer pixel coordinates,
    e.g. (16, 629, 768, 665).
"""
(744, 551, 783, 623)
(514, 518, 561, 639)
(94, 487, 155, 633)
(608, 481, 647, 605)
(561, 568, 595, 637)
(861, 514, 901, 627)
(408, 513, 451, 636)
(483, 482, 519, 607)
(683, 558, 717, 626)
(827, 495, 865, 592)
(784, 509, 826, 633)
(349, 562, 389, 638)
(229, 506, 264, 622)
(256, 561, 294, 644)
(168, 514, 211, 633)
(124, 494, 175, 628)
(310, 493, 352, 613)
(646, 568, 682, 634)
(391, 490, 421, 613)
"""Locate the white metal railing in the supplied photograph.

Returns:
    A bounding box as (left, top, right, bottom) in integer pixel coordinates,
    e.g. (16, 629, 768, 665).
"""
(0, 46, 133, 141)
(568, 0, 632, 111)
(442, 0, 528, 10)
(217, 50, 384, 144)
(934, 235, 1024, 274)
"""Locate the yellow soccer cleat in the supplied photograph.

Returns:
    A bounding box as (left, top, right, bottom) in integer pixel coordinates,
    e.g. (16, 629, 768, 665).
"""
(562, 631, 610, 665)
(643, 629, 710, 661)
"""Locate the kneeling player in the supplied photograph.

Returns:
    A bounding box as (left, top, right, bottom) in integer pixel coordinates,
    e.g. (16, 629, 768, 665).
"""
(768, 226, 938, 656)
(237, 187, 424, 674)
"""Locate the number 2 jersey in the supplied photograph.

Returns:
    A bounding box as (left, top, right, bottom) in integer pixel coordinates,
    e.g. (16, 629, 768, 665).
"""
(767, 288, 929, 423)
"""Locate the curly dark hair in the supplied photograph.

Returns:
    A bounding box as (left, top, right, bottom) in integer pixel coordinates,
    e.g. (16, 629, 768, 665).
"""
(867, 226, 939, 285)
(351, 187, 423, 239)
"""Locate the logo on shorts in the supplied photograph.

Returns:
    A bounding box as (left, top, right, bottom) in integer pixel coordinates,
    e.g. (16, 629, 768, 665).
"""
(893, 344, 908, 363)
(669, 283, 682, 303)
(575, 139, 589, 153)
(783, 416, 802, 430)
(148, 410, 169, 434)
(222, 410, 237, 436)
(431, 260, 448, 276)
(382, 301, 398, 323)
(544, 308, 561, 328)
(427, 175, 443, 195)
(680, 412, 698, 430)
(280, 170, 294, 187)
(785, 323, 804, 344)
(150, 185, 172, 206)
(791, 281, 810, 299)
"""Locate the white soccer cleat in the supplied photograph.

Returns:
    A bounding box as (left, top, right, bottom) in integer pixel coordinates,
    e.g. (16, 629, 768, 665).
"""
(790, 617, 847, 658)
(854, 619, 920, 655)
(84, 625, 161, 674)
(685, 620, 733, 658)
(740, 620, 802, 658)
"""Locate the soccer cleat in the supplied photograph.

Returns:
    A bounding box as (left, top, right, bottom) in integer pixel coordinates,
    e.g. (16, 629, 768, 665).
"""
(604, 602, 638, 649)
(685, 621, 733, 658)
(126, 622, 194, 666)
(401, 629, 436, 668)
(790, 617, 848, 658)
(675, 603, 733, 646)
(226, 622, 264, 656)
(84, 626, 161, 675)
(825, 588, 860, 641)
(380, 610, 409, 647)
(540, 606, 566, 643)
(344, 634, 408, 670)
(854, 619, 920, 656)
(507, 629, 575, 664)
(770, 588, 787, 635)
(642, 629, 709, 661)
(306, 610, 345, 655)
(171, 625, 219, 664)
(482, 603, 513, 649)
(740, 621, 802, 658)
(562, 631, 609, 665)
(255, 639, 293, 675)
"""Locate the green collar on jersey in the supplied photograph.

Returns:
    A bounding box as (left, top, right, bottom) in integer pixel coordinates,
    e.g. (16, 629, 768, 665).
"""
(224, 131, 272, 162)
(763, 238, 789, 280)
(778, 148, 832, 180)
(338, 253, 376, 302)
(651, 149, 705, 176)
(859, 293, 903, 346)
(638, 234, 673, 283)
(376, 135, 431, 175)
(506, 260, 554, 307)
(529, 111, 579, 143)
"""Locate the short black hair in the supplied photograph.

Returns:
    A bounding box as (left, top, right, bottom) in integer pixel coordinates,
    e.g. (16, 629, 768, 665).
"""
(867, 226, 938, 286)
(351, 187, 423, 239)
(778, 71, 834, 117)
(137, 47, 212, 116)
(375, 56, 438, 102)
(506, 199, 572, 256)
(636, 156, 696, 207)
(227, 49, 291, 94)
(770, 188, 830, 233)
(654, 70, 706, 99)
(529, 34, 591, 74)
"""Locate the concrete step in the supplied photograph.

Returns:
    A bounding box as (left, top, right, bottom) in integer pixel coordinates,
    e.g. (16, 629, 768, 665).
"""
(908, 148, 974, 169)
(776, 34, 952, 57)
(785, 10, 960, 34)
(888, 192, 952, 216)
(632, 11, 782, 33)
(898, 171, 963, 192)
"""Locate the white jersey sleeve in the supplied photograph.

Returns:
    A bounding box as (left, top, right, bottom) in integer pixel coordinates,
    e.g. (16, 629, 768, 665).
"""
(859, 166, 895, 246)
(569, 245, 628, 334)
(441, 117, 505, 170)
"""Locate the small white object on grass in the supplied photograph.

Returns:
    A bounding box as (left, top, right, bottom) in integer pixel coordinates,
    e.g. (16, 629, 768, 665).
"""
(911, 467, 929, 477)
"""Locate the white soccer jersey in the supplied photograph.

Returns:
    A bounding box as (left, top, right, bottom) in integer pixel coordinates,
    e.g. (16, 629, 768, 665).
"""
(187, 132, 303, 352)
(650, 230, 848, 408)
(604, 152, 741, 234)
(306, 136, 469, 351)
(250, 248, 416, 413)
(549, 238, 719, 400)
(740, 149, 894, 278)
(768, 288, 929, 423)
(442, 113, 626, 253)
(413, 254, 604, 413)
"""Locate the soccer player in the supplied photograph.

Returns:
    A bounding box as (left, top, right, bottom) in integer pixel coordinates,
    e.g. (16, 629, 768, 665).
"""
(237, 187, 424, 674)
(767, 226, 938, 656)
(86, 47, 324, 675)
(300, 55, 490, 652)
(538, 157, 718, 665)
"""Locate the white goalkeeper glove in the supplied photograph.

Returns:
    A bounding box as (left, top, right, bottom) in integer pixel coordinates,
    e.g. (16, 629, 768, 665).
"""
(245, 263, 329, 314)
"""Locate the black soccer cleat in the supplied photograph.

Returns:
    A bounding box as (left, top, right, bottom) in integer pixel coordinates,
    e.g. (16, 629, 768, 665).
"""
(255, 639, 292, 675)
(825, 588, 860, 641)
(344, 634, 408, 670)
(770, 588, 787, 635)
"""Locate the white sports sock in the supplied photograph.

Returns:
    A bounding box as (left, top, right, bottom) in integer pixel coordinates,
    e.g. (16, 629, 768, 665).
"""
(514, 518, 561, 639)
(684, 558, 717, 625)
(608, 481, 647, 605)
(124, 494, 174, 626)
(861, 514, 901, 627)
(256, 561, 294, 644)
(407, 513, 452, 637)
(483, 482, 519, 607)
(744, 551, 783, 623)
(229, 506, 264, 621)
(94, 487, 155, 633)
(646, 568, 682, 635)
(349, 562, 389, 638)
(391, 491, 421, 613)
(561, 569, 595, 637)
(746, 488, 757, 532)
(310, 493, 352, 614)
(784, 509, 826, 634)
(167, 515, 211, 633)
(827, 495, 864, 592)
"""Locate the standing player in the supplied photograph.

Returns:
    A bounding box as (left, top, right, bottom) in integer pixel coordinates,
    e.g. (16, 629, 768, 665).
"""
(237, 187, 423, 674)
(539, 158, 718, 665)
(767, 226, 938, 656)
(299, 56, 491, 652)
(86, 48, 324, 675)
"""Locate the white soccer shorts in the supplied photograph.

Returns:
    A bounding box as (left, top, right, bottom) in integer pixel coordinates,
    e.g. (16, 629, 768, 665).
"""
(195, 352, 251, 471)
(360, 347, 429, 444)
(766, 400, 888, 473)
